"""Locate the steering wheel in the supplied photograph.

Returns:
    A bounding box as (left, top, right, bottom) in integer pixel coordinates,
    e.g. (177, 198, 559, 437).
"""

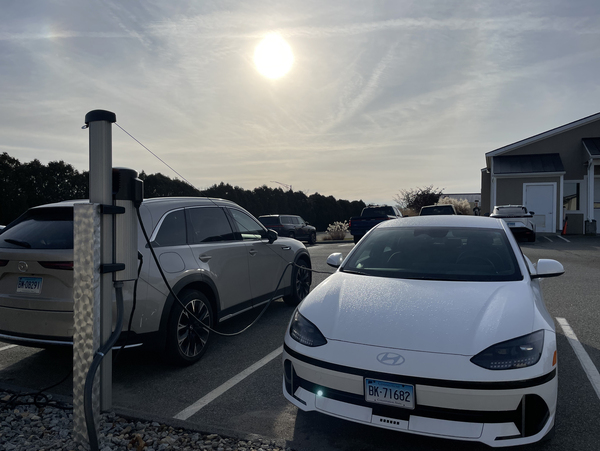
(456, 253, 497, 271)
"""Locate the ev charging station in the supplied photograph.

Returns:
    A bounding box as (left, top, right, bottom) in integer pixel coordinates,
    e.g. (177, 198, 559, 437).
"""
(73, 110, 142, 448)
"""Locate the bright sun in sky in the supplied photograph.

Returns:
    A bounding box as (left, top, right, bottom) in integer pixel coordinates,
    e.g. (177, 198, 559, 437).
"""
(254, 33, 294, 79)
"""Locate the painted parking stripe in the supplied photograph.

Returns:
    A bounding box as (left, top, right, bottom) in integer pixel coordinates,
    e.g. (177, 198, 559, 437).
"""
(556, 318, 600, 400)
(0, 344, 17, 352)
(556, 235, 570, 243)
(338, 243, 354, 247)
(173, 346, 283, 421)
(543, 236, 553, 242)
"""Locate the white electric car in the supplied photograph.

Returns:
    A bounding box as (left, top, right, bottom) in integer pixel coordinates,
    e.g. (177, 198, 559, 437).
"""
(283, 215, 563, 447)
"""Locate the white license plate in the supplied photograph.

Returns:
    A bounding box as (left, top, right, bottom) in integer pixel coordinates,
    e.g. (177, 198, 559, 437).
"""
(365, 379, 414, 409)
(17, 277, 43, 294)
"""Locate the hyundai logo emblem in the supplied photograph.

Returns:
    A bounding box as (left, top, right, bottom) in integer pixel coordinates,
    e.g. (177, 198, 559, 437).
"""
(18, 261, 28, 273)
(377, 352, 405, 366)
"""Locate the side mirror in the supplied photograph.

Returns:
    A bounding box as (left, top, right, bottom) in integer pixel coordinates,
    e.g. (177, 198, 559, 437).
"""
(531, 259, 564, 279)
(266, 229, 278, 244)
(529, 211, 535, 215)
(327, 252, 344, 268)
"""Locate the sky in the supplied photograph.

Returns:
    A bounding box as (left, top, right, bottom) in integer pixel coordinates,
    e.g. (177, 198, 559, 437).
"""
(2, 0, 600, 206)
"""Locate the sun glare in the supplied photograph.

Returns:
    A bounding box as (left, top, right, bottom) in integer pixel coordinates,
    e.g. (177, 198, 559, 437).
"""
(254, 33, 294, 79)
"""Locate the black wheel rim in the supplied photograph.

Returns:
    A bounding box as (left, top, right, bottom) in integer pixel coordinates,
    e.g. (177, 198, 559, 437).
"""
(177, 299, 210, 358)
(295, 265, 311, 300)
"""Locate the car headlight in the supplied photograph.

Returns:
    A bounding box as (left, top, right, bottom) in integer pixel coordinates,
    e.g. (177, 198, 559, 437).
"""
(289, 310, 327, 347)
(471, 330, 544, 370)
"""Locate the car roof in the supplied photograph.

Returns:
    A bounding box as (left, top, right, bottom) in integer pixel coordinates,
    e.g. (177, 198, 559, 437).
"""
(378, 215, 505, 229)
(31, 197, 235, 210)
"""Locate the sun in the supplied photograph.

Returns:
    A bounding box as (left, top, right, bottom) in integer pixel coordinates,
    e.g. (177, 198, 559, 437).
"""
(254, 33, 294, 79)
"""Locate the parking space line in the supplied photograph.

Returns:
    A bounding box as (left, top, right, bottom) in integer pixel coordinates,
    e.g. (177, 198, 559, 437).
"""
(556, 318, 600, 400)
(556, 235, 571, 243)
(0, 344, 17, 352)
(173, 346, 283, 421)
(338, 243, 354, 247)
(543, 236, 553, 242)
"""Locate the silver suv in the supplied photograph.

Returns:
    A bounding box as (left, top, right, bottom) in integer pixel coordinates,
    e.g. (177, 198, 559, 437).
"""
(0, 197, 312, 365)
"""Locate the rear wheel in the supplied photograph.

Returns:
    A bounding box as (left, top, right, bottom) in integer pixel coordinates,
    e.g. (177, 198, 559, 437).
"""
(353, 235, 362, 244)
(528, 232, 536, 242)
(288, 231, 295, 240)
(165, 290, 213, 366)
(308, 232, 317, 245)
(283, 258, 311, 306)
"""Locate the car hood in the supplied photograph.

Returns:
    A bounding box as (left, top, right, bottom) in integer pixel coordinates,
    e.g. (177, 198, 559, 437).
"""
(299, 272, 536, 356)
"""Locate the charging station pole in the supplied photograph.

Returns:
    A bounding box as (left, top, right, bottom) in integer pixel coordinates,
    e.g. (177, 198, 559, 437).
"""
(73, 110, 116, 446)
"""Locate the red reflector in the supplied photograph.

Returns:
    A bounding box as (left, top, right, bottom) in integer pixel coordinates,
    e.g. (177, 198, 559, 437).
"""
(39, 261, 74, 271)
(0, 260, 8, 267)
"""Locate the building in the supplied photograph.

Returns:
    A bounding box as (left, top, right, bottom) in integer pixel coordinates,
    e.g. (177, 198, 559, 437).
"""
(481, 112, 600, 234)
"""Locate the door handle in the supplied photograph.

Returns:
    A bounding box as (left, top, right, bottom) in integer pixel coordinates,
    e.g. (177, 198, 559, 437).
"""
(281, 246, 291, 251)
(199, 255, 212, 263)
(249, 249, 257, 256)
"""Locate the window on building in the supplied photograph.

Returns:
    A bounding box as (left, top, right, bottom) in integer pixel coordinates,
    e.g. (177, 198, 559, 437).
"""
(563, 182, 580, 211)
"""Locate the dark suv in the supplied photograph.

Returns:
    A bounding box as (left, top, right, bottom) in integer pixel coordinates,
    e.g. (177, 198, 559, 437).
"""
(258, 215, 317, 245)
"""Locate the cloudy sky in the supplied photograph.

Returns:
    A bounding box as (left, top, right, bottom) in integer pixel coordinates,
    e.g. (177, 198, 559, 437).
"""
(2, 0, 600, 205)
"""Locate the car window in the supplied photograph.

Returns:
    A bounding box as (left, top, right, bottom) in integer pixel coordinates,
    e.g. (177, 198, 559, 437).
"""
(154, 210, 187, 247)
(297, 217, 306, 225)
(0, 207, 73, 250)
(229, 209, 265, 241)
(258, 216, 279, 226)
(291, 217, 300, 225)
(187, 207, 235, 243)
(343, 227, 522, 282)
(281, 216, 292, 224)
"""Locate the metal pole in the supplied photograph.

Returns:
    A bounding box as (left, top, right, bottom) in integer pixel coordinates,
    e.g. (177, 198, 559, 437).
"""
(86, 109, 116, 410)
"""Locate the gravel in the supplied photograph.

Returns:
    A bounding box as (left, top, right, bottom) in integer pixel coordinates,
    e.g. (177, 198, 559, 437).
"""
(1, 391, 291, 451)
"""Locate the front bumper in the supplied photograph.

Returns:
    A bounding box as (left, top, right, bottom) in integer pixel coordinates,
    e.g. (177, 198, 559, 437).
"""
(283, 345, 556, 447)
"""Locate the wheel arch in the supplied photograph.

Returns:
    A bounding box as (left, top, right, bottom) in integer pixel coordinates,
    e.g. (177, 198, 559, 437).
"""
(156, 274, 220, 353)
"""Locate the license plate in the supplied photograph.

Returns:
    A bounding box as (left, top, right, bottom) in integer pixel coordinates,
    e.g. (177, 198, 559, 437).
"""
(365, 378, 414, 409)
(17, 277, 43, 294)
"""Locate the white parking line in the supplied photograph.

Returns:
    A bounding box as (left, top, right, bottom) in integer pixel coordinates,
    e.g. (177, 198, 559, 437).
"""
(173, 346, 283, 421)
(543, 236, 553, 242)
(556, 235, 571, 243)
(556, 318, 600, 400)
(338, 243, 354, 247)
(0, 344, 17, 352)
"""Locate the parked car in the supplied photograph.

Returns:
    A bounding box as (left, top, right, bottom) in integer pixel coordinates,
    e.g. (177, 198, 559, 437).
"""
(258, 215, 317, 245)
(0, 197, 312, 365)
(490, 205, 536, 242)
(283, 215, 563, 447)
(419, 204, 457, 215)
(349, 205, 402, 244)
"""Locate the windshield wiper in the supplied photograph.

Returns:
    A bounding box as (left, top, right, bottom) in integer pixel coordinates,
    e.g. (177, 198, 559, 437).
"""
(4, 239, 32, 248)
(342, 269, 368, 275)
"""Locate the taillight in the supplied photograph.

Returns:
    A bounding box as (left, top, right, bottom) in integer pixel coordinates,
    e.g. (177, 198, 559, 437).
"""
(39, 261, 73, 271)
(0, 260, 8, 267)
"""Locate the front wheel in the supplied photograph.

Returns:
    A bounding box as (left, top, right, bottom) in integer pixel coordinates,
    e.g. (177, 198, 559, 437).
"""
(165, 290, 213, 366)
(283, 258, 312, 306)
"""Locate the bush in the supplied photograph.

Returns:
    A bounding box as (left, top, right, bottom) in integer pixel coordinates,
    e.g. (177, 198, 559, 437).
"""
(326, 221, 349, 240)
(437, 197, 472, 215)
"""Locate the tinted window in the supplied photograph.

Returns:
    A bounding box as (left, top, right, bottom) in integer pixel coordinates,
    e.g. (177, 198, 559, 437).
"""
(0, 207, 73, 250)
(154, 210, 187, 247)
(229, 209, 265, 241)
(258, 217, 279, 226)
(343, 227, 522, 282)
(290, 217, 300, 225)
(281, 216, 293, 224)
(187, 207, 235, 243)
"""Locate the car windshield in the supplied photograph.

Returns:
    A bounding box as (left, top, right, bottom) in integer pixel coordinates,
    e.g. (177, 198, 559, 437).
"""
(342, 227, 522, 282)
(0, 207, 74, 250)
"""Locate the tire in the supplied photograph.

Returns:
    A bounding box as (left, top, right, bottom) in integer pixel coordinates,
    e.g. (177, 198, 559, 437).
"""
(353, 235, 362, 244)
(308, 232, 317, 245)
(288, 232, 295, 240)
(165, 289, 213, 366)
(283, 257, 312, 306)
(528, 232, 536, 242)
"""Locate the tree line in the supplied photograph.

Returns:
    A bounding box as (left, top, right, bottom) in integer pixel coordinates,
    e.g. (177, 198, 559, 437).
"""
(0, 152, 365, 231)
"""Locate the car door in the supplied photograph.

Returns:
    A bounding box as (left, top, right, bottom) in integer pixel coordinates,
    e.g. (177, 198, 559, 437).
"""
(227, 208, 290, 306)
(186, 206, 253, 314)
(296, 216, 311, 240)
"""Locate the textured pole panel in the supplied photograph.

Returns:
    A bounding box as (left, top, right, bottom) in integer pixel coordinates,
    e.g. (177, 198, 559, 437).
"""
(73, 203, 101, 448)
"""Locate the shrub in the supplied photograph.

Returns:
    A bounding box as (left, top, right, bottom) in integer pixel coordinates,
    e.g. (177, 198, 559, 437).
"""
(437, 197, 472, 215)
(326, 221, 349, 240)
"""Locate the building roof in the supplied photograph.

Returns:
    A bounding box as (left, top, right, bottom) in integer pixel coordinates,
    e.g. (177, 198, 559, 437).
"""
(485, 112, 600, 161)
(583, 138, 600, 157)
(493, 153, 565, 175)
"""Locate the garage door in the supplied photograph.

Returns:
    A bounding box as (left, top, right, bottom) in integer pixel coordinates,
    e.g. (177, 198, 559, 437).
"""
(524, 183, 556, 233)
